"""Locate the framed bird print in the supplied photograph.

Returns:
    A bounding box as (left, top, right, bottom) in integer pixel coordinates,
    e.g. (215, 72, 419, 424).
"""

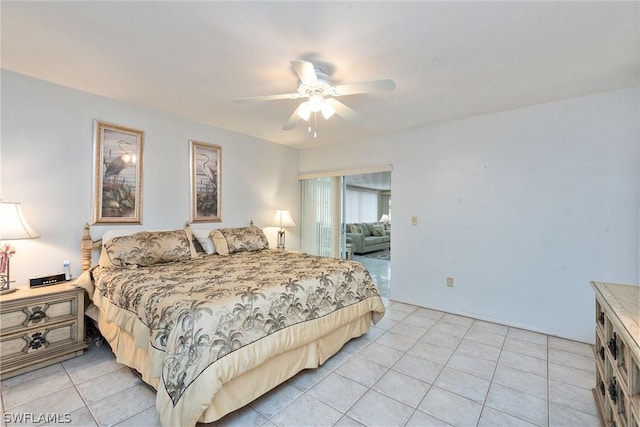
(189, 140, 222, 222)
(92, 120, 144, 224)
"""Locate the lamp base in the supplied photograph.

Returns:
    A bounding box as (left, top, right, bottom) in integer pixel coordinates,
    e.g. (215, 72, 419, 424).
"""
(0, 287, 18, 295)
(276, 229, 286, 250)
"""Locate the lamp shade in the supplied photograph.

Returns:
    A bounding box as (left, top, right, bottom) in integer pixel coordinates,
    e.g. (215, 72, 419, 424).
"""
(308, 94, 323, 113)
(296, 102, 312, 121)
(271, 210, 296, 228)
(321, 101, 336, 120)
(379, 214, 390, 223)
(0, 202, 39, 240)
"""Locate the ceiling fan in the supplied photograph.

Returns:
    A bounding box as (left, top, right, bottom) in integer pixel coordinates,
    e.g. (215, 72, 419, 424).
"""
(234, 60, 396, 136)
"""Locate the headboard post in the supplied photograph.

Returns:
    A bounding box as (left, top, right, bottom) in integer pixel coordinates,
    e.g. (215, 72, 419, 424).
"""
(81, 223, 98, 272)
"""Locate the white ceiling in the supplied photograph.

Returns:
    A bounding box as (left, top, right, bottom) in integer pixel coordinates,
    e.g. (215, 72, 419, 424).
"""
(2, 1, 638, 149)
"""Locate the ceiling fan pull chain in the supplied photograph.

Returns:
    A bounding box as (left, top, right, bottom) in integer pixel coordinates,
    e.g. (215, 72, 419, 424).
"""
(314, 112, 318, 138)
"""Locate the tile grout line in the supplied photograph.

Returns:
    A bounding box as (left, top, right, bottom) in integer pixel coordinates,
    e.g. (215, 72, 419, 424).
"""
(323, 306, 438, 426)
(61, 359, 101, 427)
(62, 344, 157, 427)
(474, 321, 509, 427)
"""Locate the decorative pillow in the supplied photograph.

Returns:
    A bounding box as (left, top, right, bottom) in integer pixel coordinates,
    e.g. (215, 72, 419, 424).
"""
(372, 225, 385, 236)
(99, 230, 193, 268)
(358, 223, 372, 236)
(209, 225, 269, 256)
(191, 229, 216, 255)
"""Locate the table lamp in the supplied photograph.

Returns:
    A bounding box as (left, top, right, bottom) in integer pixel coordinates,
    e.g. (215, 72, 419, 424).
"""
(0, 202, 40, 295)
(379, 214, 390, 230)
(271, 209, 296, 250)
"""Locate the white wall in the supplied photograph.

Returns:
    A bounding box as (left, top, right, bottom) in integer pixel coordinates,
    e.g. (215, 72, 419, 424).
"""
(1, 70, 300, 285)
(300, 87, 640, 343)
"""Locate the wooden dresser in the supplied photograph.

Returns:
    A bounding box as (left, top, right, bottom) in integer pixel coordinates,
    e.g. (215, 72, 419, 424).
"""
(591, 281, 640, 427)
(0, 283, 87, 379)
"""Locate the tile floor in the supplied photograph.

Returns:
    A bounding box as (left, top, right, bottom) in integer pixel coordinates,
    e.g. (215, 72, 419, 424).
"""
(1, 259, 599, 427)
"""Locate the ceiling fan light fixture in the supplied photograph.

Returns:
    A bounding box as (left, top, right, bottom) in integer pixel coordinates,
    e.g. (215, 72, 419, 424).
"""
(308, 93, 323, 112)
(321, 101, 335, 120)
(236, 59, 396, 136)
(297, 102, 311, 121)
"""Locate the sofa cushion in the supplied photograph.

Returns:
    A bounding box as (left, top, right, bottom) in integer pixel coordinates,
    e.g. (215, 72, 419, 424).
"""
(364, 236, 385, 245)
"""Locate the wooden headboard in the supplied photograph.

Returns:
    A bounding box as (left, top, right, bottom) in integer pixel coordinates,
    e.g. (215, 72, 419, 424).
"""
(81, 223, 102, 272)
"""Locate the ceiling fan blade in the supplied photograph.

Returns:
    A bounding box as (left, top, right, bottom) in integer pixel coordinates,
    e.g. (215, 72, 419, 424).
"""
(234, 92, 302, 103)
(282, 104, 305, 130)
(326, 98, 361, 122)
(332, 79, 396, 96)
(291, 60, 318, 86)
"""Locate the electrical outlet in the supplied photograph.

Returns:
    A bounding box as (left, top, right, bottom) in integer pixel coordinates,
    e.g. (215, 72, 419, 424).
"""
(411, 216, 418, 226)
(446, 277, 454, 287)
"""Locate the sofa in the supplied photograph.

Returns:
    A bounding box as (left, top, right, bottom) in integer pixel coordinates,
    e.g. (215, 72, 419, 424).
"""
(345, 222, 390, 254)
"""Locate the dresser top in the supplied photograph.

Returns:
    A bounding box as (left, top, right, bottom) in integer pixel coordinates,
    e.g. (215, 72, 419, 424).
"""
(591, 281, 639, 358)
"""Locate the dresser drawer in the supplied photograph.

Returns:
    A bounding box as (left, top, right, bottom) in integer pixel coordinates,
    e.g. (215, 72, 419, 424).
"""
(0, 289, 80, 334)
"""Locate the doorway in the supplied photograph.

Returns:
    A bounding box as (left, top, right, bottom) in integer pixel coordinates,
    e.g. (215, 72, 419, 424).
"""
(344, 172, 391, 298)
(299, 167, 392, 299)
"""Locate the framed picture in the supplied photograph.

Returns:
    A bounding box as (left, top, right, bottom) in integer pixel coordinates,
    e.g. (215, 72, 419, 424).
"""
(189, 140, 222, 222)
(92, 120, 144, 224)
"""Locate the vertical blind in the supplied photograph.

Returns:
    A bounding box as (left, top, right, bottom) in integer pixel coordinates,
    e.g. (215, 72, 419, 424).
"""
(300, 176, 342, 257)
(344, 188, 379, 223)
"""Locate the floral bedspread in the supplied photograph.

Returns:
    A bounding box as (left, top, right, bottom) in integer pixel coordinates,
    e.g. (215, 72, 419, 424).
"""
(90, 249, 384, 408)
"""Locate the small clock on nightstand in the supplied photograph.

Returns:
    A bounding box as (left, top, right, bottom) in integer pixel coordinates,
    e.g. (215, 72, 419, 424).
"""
(0, 283, 88, 379)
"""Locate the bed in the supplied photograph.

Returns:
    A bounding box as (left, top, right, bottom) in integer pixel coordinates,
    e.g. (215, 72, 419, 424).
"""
(76, 223, 385, 426)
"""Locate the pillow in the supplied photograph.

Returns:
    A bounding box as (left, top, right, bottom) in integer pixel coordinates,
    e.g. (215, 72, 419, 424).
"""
(209, 225, 269, 256)
(99, 230, 193, 268)
(191, 228, 216, 255)
(358, 223, 372, 236)
(98, 229, 137, 268)
(372, 225, 385, 236)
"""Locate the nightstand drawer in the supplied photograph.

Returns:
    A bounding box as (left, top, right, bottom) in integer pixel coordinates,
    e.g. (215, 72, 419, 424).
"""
(0, 293, 79, 334)
(0, 320, 78, 361)
(0, 284, 88, 379)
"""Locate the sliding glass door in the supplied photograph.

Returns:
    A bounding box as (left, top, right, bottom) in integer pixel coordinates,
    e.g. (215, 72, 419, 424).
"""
(300, 166, 391, 260)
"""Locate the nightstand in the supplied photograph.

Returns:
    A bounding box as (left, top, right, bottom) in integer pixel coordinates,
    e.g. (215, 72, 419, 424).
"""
(0, 283, 88, 379)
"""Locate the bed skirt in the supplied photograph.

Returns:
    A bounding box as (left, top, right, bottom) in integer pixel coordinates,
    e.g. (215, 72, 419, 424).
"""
(87, 303, 374, 423)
